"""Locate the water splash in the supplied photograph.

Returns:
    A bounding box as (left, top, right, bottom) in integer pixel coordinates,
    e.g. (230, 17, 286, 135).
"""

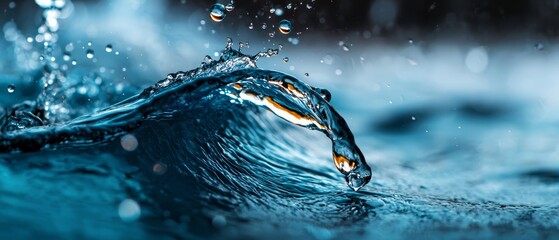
(0, 38, 372, 191)
(35, 0, 70, 123)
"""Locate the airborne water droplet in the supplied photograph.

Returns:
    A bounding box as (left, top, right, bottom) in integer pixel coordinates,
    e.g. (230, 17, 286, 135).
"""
(7, 84, 15, 93)
(278, 19, 292, 34)
(86, 49, 94, 59)
(35, 0, 66, 9)
(225, 3, 234, 11)
(283, 57, 289, 63)
(63, 52, 71, 61)
(105, 44, 113, 53)
(210, 3, 226, 22)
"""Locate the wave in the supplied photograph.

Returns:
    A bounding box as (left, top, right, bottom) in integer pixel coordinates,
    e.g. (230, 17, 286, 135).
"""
(0, 40, 371, 191)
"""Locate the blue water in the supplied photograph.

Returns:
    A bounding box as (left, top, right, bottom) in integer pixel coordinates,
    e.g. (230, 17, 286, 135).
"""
(2, 1, 559, 239)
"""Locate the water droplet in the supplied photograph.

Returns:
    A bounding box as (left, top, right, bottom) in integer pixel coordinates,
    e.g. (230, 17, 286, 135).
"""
(411, 116, 416, 121)
(120, 134, 138, 151)
(278, 19, 292, 34)
(341, 44, 350, 51)
(71, 60, 77, 66)
(225, 3, 234, 11)
(534, 43, 544, 51)
(261, 23, 267, 30)
(269, 8, 276, 14)
(212, 215, 227, 227)
(63, 52, 71, 61)
(105, 44, 113, 53)
(275, 8, 284, 16)
(268, 32, 275, 38)
(283, 57, 289, 63)
(306, 4, 312, 9)
(35, 0, 66, 9)
(7, 84, 15, 93)
(304, 73, 309, 77)
(465, 47, 488, 73)
(118, 199, 141, 222)
(86, 49, 94, 59)
(153, 162, 168, 175)
(286, 3, 292, 9)
(210, 3, 226, 22)
(87, 41, 92, 47)
(65, 42, 74, 52)
(335, 69, 342, 75)
(248, 22, 254, 29)
(8, 2, 16, 9)
(408, 38, 414, 44)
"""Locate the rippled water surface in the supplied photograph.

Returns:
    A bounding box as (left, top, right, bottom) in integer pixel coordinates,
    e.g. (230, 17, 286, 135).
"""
(2, 1, 559, 239)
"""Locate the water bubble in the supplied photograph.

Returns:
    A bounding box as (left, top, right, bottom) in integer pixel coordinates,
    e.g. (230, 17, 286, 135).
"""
(105, 44, 113, 53)
(341, 44, 350, 51)
(8, 2, 16, 9)
(270, 8, 276, 13)
(210, 3, 226, 22)
(118, 199, 141, 222)
(408, 38, 414, 44)
(86, 49, 94, 59)
(306, 4, 312, 9)
(304, 73, 309, 77)
(335, 69, 342, 75)
(71, 60, 77, 65)
(534, 43, 544, 51)
(275, 8, 284, 16)
(261, 23, 267, 30)
(248, 22, 254, 29)
(225, 3, 234, 11)
(7, 84, 15, 93)
(283, 57, 289, 63)
(278, 19, 292, 34)
(411, 116, 416, 121)
(286, 3, 292, 9)
(268, 32, 275, 38)
(87, 41, 92, 47)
